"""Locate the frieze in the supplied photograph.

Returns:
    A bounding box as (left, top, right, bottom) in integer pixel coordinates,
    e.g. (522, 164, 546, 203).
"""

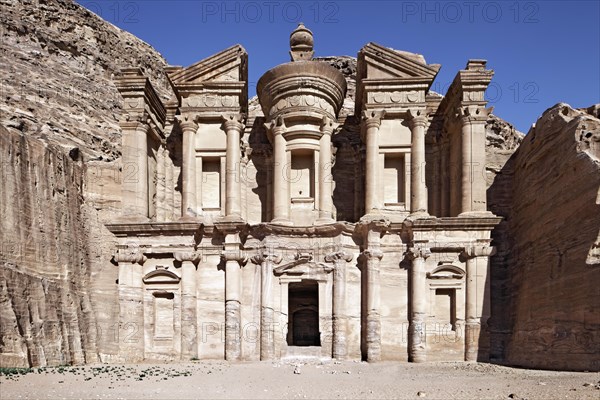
(182, 94, 240, 108)
(367, 90, 423, 105)
(269, 94, 335, 116)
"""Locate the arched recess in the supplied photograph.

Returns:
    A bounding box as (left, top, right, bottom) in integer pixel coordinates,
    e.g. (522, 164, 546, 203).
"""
(427, 264, 465, 332)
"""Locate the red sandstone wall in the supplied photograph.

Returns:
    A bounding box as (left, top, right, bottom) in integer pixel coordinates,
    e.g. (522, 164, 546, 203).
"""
(501, 104, 600, 371)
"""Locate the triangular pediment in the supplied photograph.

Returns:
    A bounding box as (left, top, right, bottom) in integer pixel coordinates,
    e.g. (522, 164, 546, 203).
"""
(167, 45, 248, 85)
(358, 42, 440, 81)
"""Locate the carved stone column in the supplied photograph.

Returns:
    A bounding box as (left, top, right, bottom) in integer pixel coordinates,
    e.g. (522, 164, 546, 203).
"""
(407, 109, 429, 216)
(222, 114, 245, 219)
(121, 120, 149, 220)
(174, 251, 200, 360)
(317, 117, 338, 223)
(177, 116, 199, 219)
(325, 250, 353, 360)
(114, 250, 147, 361)
(407, 246, 431, 363)
(460, 244, 495, 361)
(439, 135, 450, 217)
(459, 105, 491, 215)
(362, 248, 383, 362)
(268, 117, 291, 224)
(362, 110, 385, 214)
(251, 250, 282, 360)
(221, 235, 246, 361)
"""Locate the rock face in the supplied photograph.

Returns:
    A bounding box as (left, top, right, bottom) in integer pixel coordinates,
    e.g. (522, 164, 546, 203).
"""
(0, 126, 99, 367)
(0, 0, 170, 366)
(489, 103, 600, 371)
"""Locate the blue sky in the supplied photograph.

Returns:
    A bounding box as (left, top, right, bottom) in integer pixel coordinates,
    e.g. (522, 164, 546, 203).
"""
(77, 0, 600, 133)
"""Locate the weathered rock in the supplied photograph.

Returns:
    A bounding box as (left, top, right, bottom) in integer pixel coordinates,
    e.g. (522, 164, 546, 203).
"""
(491, 103, 600, 371)
(0, 0, 168, 366)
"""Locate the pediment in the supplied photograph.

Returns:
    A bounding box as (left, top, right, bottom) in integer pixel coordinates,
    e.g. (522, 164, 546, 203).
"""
(143, 269, 181, 284)
(274, 256, 333, 276)
(427, 265, 465, 279)
(358, 42, 440, 81)
(167, 45, 248, 85)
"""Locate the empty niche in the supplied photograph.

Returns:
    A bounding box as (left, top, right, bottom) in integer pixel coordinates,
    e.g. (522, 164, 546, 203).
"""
(202, 158, 221, 210)
(290, 150, 314, 199)
(153, 291, 175, 340)
(383, 153, 405, 205)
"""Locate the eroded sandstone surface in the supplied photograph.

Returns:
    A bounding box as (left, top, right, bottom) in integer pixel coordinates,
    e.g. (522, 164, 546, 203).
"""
(492, 103, 600, 371)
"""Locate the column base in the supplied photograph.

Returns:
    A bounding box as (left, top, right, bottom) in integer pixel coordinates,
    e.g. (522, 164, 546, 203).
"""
(179, 214, 203, 223)
(408, 210, 431, 219)
(409, 354, 427, 363)
(315, 217, 335, 225)
(271, 218, 294, 226)
(458, 210, 496, 218)
(118, 214, 150, 223)
(360, 211, 388, 223)
(218, 214, 244, 224)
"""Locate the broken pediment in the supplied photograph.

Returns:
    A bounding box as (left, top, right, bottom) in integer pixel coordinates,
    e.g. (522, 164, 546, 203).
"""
(427, 265, 465, 280)
(167, 45, 248, 86)
(274, 254, 334, 277)
(143, 268, 181, 285)
(357, 42, 440, 82)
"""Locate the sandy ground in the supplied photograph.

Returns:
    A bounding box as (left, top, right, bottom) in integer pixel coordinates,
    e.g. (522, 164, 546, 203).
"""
(0, 360, 598, 400)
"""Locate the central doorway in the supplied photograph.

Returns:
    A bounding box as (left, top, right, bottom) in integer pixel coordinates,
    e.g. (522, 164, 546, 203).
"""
(287, 280, 320, 346)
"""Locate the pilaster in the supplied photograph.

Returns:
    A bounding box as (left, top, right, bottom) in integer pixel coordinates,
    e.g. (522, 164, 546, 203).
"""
(173, 251, 200, 360)
(317, 117, 339, 224)
(460, 243, 495, 361)
(114, 250, 147, 362)
(325, 250, 354, 360)
(407, 109, 429, 217)
(406, 245, 431, 363)
(176, 115, 200, 220)
(361, 110, 385, 215)
(251, 250, 283, 361)
(222, 113, 245, 220)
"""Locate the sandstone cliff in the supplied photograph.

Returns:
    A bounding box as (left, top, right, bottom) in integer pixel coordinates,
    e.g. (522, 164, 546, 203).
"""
(490, 103, 600, 371)
(0, 0, 170, 366)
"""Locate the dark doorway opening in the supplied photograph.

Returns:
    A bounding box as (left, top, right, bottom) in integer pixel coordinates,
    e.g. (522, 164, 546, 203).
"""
(287, 280, 320, 346)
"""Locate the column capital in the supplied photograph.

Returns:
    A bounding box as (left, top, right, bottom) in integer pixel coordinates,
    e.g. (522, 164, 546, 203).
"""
(221, 250, 246, 265)
(458, 105, 493, 124)
(362, 109, 385, 129)
(120, 118, 150, 132)
(460, 244, 496, 260)
(360, 249, 384, 261)
(320, 116, 340, 136)
(407, 108, 429, 129)
(176, 114, 199, 132)
(264, 115, 287, 137)
(325, 250, 353, 264)
(406, 247, 431, 261)
(173, 251, 201, 264)
(222, 113, 245, 133)
(114, 250, 147, 265)
(250, 250, 283, 265)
